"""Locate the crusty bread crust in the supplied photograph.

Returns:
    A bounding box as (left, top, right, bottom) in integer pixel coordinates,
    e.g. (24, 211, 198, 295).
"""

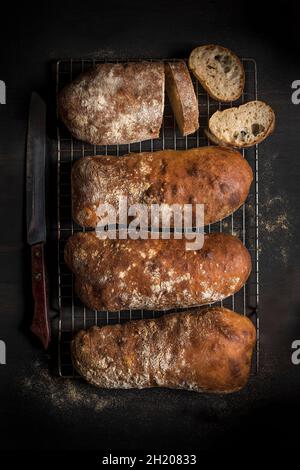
(204, 128, 232, 147)
(71, 306, 256, 393)
(188, 44, 245, 102)
(64, 232, 252, 311)
(208, 100, 275, 148)
(71, 147, 253, 228)
(58, 62, 165, 145)
(165, 61, 199, 135)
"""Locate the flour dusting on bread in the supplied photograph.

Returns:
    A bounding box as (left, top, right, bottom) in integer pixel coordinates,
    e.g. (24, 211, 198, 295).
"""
(71, 147, 253, 228)
(71, 308, 256, 393)
(64, 232, 251, 311)
(59, 62, 165, 145)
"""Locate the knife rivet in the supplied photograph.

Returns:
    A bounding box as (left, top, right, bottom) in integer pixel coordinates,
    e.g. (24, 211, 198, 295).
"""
(35, 272, 42, 281)
(35, 250, 40, 257)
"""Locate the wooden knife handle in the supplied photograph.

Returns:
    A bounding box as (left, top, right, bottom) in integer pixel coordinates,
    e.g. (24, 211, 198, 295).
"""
(31, 243, 51, 349)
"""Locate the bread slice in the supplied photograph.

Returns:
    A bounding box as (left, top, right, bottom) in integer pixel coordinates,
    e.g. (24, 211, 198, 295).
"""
(165, 61, 199, 136)
(208, 100, 275, 148)
(188, 45, 244, 102)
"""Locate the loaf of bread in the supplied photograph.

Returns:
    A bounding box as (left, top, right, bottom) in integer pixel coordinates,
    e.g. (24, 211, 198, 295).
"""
(71, 147, 253, 228)
(64, 232, 251, 311)
(165, 61, 199, 136)
(58, 62, 165, 145)
(72, 306, 256, 393)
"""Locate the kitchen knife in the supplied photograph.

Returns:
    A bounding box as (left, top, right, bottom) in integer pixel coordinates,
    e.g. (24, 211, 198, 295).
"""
(26, 92, 51, 349)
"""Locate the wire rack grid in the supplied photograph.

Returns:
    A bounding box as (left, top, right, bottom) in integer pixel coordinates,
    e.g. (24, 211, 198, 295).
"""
(55, 58, 259, 377)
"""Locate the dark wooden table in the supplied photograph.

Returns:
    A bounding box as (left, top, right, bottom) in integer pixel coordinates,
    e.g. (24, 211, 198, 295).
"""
(0, 0, 300, 451)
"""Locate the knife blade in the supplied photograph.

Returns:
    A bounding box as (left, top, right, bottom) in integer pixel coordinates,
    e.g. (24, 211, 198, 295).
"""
(26, 92, 51, 349)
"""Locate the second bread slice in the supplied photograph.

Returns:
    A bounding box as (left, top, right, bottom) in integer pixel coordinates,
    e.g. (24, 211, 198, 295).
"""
(208, 100, 275, 148)
(165, 61, 199, 136)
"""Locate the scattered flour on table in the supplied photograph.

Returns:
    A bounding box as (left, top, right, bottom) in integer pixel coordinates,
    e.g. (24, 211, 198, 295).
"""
(263, 211, 289, 233)
(259, 153, 292, 266)
(18, 359, 118, 412)
(221, 153, 292, 266)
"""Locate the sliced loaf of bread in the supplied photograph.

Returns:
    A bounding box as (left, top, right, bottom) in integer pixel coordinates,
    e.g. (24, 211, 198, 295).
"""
(58, 62, 165, 145)
(165, 61, 199, 136)
(188, 44, 244, 102)
(208, 100, 275, 148)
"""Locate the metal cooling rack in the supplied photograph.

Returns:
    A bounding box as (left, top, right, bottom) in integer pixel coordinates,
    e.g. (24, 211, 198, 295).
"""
(55, 58, 259, 377)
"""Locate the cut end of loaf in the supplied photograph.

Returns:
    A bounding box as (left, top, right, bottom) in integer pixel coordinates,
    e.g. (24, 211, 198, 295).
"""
(165, 61, 199, 136)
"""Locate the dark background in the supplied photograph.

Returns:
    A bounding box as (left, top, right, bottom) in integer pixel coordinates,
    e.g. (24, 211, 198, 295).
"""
(0, 0, 300, 451)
